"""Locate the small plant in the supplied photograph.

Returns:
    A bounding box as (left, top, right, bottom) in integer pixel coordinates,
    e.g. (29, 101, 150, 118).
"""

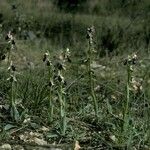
(43, 52, 54, 123)
(42, 48, 71, 135)
(123, 53, 138, 132)
(55, 48, 71, 135)
(86, 26, 98, 119)
(7, 61, 19, 122)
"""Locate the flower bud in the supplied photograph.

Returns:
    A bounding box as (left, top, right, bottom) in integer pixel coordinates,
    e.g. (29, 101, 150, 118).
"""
(46, 60, 51, 66)
(1, 55, 6, 60)
(57, 71, 64, 83)
(43, 52, 49, 62)
(48, 80, 54, 87)
(56, 62, 65, 70)
(11, 65, 16, 71)
(8, 61, 16, 71)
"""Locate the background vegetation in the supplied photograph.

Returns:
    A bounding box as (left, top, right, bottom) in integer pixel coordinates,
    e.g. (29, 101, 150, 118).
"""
(0, 0, 150, 149)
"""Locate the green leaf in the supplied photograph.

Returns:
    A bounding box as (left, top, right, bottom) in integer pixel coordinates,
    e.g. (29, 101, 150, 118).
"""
(10, 103, 20, 121)
(46, 133, 58, 138)
(30, 122, 40, 129)
(4, 124, 16, 131)
(106, 99, 113, 114)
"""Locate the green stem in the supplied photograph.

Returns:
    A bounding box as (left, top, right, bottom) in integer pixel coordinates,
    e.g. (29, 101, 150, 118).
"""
(11, 80, 14, 107)
(7, 50, 11, 65)
(123, 64, 131, 131)
(10, 76, 16, 121)
(48, 86, 53, 123)
(48, 66, 53, 123)
(58, 81, 66, 135)
(88, 41, 98, 119)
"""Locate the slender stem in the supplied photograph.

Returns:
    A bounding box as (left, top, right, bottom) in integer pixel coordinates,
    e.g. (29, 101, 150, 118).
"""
(48, 86, 53, 123)
(48, 65, 53, 123)
(58, 81, 66, 135)
(10, 73, 16, 121)
(123, 64, 130, 131)
(88, 41, 98, 119)
(11, 80, 14, 107)
(7, 50, 11, 65)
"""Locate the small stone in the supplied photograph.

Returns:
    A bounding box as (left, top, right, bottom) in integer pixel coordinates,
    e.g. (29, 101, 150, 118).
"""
(0, 144, 12, 150)
(109, 135, 117, 142)
(13, 145, 24, 150)
(34, 137, 47, 145)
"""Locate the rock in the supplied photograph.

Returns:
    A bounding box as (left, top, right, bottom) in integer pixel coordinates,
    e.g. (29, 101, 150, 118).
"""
(13, 145, 24, 150)
(0, 143, 12, 150)
(34, 137, 47, 145)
